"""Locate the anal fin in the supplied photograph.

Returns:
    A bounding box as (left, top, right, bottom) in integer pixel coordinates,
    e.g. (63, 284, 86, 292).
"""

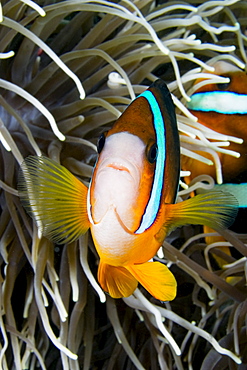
(98, 261, 138, 298)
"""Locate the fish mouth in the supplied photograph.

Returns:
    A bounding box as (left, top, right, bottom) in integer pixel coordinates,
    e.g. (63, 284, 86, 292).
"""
(98, 157, 139, 180)
(107, 163, 130, 172)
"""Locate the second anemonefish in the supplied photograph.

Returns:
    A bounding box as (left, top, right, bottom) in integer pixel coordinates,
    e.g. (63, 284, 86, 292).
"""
(184, 61, 247, 183)
(184, 62, 247, 210)
(183, 61, 247, 265)
(18, 80, 238, 301)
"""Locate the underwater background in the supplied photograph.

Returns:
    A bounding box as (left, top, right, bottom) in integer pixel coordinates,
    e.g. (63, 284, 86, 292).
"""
(0, 0, 246, 369)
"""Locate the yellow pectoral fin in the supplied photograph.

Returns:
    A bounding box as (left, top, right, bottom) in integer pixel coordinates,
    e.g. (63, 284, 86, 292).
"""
(157, 190, 238, 241)
(127, 262, 177, 301)
(98, 261, 138, 299)
(18, 156, 90, 244)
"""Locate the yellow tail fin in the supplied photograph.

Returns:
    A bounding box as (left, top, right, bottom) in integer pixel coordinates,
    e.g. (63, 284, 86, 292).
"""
(127, 262, 177, 301)
(18, 156, 90, 244)
(98, 260, 176, 301)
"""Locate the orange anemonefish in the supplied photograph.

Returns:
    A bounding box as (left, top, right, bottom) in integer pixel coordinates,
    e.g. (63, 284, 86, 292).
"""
(183, 61, 247, 264)
(184, 61, 247, 184)
(184, 62, 247, 208)
(18, 79, 238, 300)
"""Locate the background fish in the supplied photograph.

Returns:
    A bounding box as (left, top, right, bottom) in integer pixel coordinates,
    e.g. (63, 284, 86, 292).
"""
(185, 61, 247, 184)
(18, 80, 238, 300)
(184, 61, 247, 264)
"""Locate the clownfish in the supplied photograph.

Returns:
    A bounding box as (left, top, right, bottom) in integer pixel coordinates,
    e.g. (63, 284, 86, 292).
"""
(184, 61, 247, 184)
(183, 61, 247, 264)
(18, 79, 238, 301)
(185, 62, 247, 201)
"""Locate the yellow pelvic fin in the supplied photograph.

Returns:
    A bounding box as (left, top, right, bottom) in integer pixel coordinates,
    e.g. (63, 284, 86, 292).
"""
(157, 190, 238, 241)
(98, 261, 138, 298)
(127, 262, 177, 301)
(18, 156, 90, 244)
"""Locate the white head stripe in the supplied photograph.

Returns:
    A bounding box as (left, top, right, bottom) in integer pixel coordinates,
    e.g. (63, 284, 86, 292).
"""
(135, 90, 165, 234)
(187, 91, 247, 114)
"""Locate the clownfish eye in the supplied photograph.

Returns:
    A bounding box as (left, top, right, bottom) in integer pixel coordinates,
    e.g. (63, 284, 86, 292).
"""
(97, 133, 106, 153)
(216, 77, 231, 90)
(146, 143, 158, 163)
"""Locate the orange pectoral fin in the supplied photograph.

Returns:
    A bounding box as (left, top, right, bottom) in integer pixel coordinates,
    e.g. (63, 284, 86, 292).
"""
(127, 262, 177, 301)
(98, 261, 138, 299)
(18, 156, 90, 244)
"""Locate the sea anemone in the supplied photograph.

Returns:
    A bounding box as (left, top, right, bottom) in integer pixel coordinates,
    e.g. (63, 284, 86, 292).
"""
(0, 0, 246, 369)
